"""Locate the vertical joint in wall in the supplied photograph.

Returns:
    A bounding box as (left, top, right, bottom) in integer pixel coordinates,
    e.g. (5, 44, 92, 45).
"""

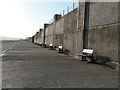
(43, 24, 49, 44)
(83, 2, 90, 49)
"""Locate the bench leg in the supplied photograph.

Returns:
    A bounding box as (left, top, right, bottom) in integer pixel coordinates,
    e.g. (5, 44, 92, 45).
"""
(81, 56, 87, 61)
(87, 56, 94, 63)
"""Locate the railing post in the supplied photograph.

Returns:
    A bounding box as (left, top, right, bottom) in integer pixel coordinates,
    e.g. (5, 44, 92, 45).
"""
(63, 10, 64, 16)
(73, 3, 74, 10)
(67, 7, 69, 13)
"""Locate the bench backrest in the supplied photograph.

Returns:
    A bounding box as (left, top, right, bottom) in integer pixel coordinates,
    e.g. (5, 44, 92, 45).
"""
(49, 44, 53, 46)
(82, 49, 93, 54)
(40, 42, 42, 44)
(58, 46, 63, 49)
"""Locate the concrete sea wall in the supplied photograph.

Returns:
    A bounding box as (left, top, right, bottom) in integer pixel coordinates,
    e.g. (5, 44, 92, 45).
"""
(88, 2, 119, 62)
(28, 2, 119, 62)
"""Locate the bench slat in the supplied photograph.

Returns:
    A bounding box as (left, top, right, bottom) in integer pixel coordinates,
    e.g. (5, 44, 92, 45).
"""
(83, 49, 93, 54)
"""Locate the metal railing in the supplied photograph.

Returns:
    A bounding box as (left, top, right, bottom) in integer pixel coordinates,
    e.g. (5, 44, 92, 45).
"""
(60, 2, 78, 16)
(48, 19, 54, 25)
(48, 2, 78, 24)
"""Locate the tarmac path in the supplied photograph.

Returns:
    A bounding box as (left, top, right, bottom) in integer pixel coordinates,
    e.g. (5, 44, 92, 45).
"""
(2, 41, 118, 88)
(1, 40, 19, 53)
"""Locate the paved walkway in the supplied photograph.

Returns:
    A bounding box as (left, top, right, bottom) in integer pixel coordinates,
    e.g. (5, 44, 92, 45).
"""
(2, 41, 118, 88)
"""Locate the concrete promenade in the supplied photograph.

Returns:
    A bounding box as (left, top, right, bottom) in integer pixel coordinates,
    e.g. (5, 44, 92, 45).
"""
(2, 41, 118, 88)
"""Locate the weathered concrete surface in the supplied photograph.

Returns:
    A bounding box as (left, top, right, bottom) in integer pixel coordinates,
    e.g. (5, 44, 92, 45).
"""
(88, 2, 119, 62)
(54, 17, 64, 47)
(63, 8, 78, 55)
(46, 23, 54, 46)
(88, 23, 118, 62)
(64, 32, 77, 55)
(76, 2, 85, 54)
(55, 18, 64, 34)
(64, 9, 78, 33)
(2, 41, 118, 88)
(45, 28, 49, 45)
(89, 2, 118, 28)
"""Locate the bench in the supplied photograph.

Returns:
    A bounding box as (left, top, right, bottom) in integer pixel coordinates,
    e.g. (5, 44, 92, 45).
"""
(40, 42, 43, 46)
(58, 46, 63, 53)
(78, 49, 94, 62)
(43, 43, 46, 48)
(49, 44, 54, 50)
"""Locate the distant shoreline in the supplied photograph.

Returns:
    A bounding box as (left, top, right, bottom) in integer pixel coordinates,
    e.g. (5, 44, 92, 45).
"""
(0, 36, 21, 41)
(0, 40, 20, 42)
